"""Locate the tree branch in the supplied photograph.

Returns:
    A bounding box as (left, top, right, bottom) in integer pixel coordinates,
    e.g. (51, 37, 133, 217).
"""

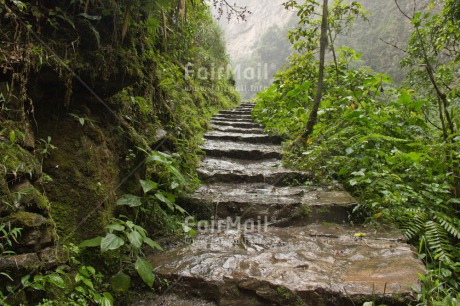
(394, 0, 412, 21)
(212, 0, 251, 22)
(379, 38, 407, 53)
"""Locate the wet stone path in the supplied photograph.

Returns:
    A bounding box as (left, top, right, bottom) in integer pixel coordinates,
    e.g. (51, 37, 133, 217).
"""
(144, 103, 425, 306)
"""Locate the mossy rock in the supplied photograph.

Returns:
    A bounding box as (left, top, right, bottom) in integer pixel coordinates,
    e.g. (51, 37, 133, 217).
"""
(1, 119, 36, 149)
(0, 143, 40, 180)
(6, 211, 50, 228)
(10, 180, 51, 212)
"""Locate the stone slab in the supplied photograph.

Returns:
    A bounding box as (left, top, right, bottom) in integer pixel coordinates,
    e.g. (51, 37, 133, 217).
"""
(201, 141, 282, 160)
(149, 225, 424, 306)
(185, 183, 357, 224)
(204, 132, 282, 144)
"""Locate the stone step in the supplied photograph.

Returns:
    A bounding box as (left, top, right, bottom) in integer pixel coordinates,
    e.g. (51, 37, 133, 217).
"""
(200, 140, 282, 160)
(197, 157, 310, 185)
(220, 109, 253, 114)
(211, 117, 254, 123)
(135, 294, 216, 306)
(204, 131, 282, 144)
(211, 126, 265, 134)
(149, 224, 424, 306)
(182, 183, 357, 225)
(213, 114, 252, 120)
(210, 121, 262, 129)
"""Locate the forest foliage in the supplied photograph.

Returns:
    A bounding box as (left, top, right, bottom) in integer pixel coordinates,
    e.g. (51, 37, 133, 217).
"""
(253, 0, 460, 304)
(0, 0, 238, 304)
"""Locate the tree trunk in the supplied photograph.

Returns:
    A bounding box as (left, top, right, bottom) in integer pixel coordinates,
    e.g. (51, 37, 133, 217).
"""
(303, 0, 329, 139)
(328, 28, 339, 82)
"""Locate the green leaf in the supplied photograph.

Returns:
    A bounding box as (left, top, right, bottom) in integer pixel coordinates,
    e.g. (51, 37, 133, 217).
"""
(46, 274, 66, 289)
(30, 283, 45, 290)
(127, 231, 143, 249)
(0, 272, 13, 281)
(9, 130, 15, 143)
(135, 257, 155, 287)
(21, 275, 30, 286)
(170, 181, 179, 190)
(79, 117, 85, 126)
(100, 234, 124, 252)
(140, 180, 158, 194)
(78, 236, 102, 248)
(398, 89, 412, 106)
(144, 237, 164, 251)
(78, 13, 102, 21)
(106, 223, 125, 232)
(100, 292, 114, 306)
(110, 271, 131, 293)
(75, 274, 94, 289)
(155, 192, 174, 210)
(116, 194, 142, 207)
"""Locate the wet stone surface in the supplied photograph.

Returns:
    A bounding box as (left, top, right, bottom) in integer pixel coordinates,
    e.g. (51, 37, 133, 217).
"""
(201, 140, 282, 160)
(150, 103, 425, 305)
(204, 132, 282, 144)
(149, 225, 424, 306)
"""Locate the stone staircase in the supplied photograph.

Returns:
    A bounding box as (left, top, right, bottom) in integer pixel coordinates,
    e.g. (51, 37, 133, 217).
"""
(146, 103, 425, 306)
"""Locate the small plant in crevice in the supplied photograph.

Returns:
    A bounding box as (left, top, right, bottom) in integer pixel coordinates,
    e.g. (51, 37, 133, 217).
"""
(0, 222, 22, 285)
(69, 113, 97, 127)
(298, 205, 311, 218)
(78, 150, 197, 294)
(37, 136, 57, 160)
(79, 217, 163, 290)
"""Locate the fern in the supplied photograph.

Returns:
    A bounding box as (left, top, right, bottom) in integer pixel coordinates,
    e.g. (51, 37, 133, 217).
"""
(400, 208, 458, 262)
(424, 220, 452, 261)
(434, 213, 460, 240)
(401, 208, 426, 240)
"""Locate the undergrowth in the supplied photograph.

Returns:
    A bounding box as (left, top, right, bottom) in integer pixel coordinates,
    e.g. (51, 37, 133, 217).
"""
(253, 0, 459, 304)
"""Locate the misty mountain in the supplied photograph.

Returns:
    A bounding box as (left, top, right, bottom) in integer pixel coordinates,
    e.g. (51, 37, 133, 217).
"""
(217, 0, 422, 99)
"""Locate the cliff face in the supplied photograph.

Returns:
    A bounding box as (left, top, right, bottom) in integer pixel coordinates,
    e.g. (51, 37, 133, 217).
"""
(216, 0, 295, 62)
(216, 0, 423, 97)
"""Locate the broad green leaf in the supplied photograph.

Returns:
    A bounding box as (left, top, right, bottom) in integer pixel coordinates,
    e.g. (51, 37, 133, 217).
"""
(144, 237, 164, 251)
(140, 179, 158, 194)
(86, 266, 96, 275)
(116, 194, 142, 207)
(75, 274, 94, 289)
(110, 272, 131, 293)
(106, 223, 125, 232)
(405, 152, 422, 163)
(155, 192, 174, 210)
(21, 275, 30, 286)
(101, 292, 114, 306)
(398, 89, 412, 106)
(127, 231, 143, 249)
(46, 274, 66, 289)
(101, 234, 124, 252)
(79, 236, 102, 248)
(135, 257, 155, 287)
(30, 283, 45, 290)
(174, 204, 186, 214)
